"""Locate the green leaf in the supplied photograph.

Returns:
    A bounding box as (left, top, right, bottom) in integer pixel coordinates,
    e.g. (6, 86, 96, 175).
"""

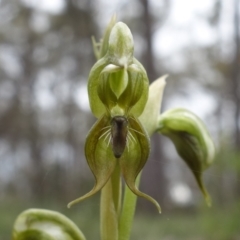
(12, 209, 86, 240)
(99, 15, 117, 59)
(157, 108, 215, 206)
(68, 114, 117, 208)
(139, 75, 167, 136)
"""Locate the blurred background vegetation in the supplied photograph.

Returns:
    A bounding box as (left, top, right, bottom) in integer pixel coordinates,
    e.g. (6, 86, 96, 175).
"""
(0, 0, 240, 239)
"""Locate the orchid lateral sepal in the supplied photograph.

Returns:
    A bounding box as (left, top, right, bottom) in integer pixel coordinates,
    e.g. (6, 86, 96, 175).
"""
(68, 114, 116, 208)
(120, 116, 161, 213)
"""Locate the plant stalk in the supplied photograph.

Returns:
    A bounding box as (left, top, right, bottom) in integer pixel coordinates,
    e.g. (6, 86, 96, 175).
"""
(100, 163, 121, 240)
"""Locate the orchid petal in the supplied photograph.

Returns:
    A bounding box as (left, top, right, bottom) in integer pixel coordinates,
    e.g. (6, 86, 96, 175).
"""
(120, 116, 161, 213)
(68, 114, 116, 208)
(88, 58, 109, 118)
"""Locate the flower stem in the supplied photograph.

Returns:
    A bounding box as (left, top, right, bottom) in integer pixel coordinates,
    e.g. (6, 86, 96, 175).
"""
(100, 163, 121, 240)
(118, 173, 141, 240)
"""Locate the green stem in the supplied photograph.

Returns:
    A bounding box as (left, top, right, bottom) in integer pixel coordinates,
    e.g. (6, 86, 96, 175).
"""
(118, 173, 141, 240)
(111, 163, 122, 215)
(100, 164, 121, 240)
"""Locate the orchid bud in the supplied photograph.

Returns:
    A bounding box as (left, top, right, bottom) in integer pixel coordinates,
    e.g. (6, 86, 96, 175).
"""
(158, 108, 215, 206)
(12, 209, 86, 240)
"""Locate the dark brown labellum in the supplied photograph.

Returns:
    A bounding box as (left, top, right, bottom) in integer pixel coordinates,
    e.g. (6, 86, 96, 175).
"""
(111, 116, 128, 158)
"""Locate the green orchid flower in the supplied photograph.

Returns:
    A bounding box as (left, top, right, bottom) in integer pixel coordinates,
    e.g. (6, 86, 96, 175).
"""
(68, 20, 215, 215)
(11, 17, 216, 240)
(68, 22, 160, 213)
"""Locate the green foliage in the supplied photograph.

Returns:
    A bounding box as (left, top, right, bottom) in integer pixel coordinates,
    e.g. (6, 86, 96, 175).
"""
(3, 200, 239, 240)
(131, 203, 240, 240)
(139, 75, 167, 135)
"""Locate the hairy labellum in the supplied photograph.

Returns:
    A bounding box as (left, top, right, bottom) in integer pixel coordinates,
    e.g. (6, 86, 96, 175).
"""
(111, 116, 128, 158)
